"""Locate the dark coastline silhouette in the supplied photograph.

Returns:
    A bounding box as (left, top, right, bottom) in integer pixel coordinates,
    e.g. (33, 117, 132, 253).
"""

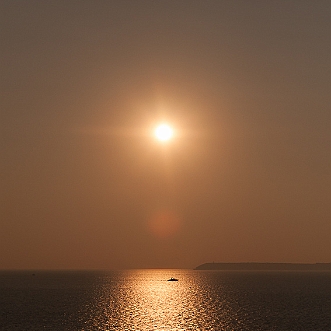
(195, 262, 331, 271)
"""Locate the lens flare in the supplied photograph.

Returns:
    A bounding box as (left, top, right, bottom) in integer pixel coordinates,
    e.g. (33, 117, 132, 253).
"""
(147, 210, 181, 238)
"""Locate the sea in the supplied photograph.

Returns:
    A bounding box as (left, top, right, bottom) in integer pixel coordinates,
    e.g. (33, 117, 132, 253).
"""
(0, 269, 330, 330)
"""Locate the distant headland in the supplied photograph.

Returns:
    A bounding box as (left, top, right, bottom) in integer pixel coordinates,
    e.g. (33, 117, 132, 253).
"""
(195, 262, 331, 271)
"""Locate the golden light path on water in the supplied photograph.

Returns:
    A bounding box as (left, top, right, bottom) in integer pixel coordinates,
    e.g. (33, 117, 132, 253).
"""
(88, 270, 236, 331)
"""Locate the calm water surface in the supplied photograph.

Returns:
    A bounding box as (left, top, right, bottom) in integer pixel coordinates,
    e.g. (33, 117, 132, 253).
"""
(0, 269, 330, 330)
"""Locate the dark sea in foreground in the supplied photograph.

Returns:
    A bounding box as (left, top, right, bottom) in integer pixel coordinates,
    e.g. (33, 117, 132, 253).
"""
(0, 270, 330, 331)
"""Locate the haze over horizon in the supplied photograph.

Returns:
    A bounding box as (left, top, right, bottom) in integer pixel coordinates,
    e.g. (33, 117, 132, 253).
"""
(1, 0, 330, 270)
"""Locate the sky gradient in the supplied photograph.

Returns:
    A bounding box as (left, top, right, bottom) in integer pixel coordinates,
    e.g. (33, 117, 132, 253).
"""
(1, 0, 330, 269)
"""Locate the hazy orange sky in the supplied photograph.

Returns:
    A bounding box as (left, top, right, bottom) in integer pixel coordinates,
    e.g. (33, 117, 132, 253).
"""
(1, 1, 330, 269)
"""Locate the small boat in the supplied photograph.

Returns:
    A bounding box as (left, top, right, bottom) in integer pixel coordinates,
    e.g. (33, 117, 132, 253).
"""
(167, 277, 178, 281)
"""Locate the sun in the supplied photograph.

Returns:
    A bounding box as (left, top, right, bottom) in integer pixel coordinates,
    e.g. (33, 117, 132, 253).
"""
(154, 123, 174, 142)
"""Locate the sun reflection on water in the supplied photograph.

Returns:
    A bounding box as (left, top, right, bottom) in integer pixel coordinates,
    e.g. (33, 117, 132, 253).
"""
(110, 269, 195, 330)
(89, 269, 232, 331)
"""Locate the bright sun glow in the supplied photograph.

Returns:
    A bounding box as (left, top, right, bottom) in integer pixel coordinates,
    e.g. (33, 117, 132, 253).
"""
(154, 124, 174, 142)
